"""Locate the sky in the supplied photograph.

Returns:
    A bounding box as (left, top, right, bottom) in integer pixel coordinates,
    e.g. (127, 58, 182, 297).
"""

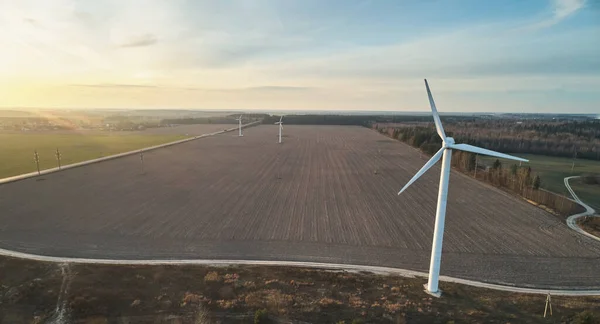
(0, 0, 598, 113)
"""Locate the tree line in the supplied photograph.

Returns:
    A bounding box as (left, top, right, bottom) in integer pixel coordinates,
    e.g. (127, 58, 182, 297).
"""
(375, 125, 583, 217)
(262, 114, 440, 126)
(441, 119, 600, 161)
(163, 113, 600, 161)
(266, 115, 600, 161)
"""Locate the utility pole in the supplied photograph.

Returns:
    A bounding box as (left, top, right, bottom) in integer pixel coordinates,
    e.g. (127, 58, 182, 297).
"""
(571, 149, 577, 174)
(474, 154, 478, 178)
(140, 152, 145, 173)
(55, 148, 62, 169)
(34, 150, 40, 175)
(543, 293, 552, 318)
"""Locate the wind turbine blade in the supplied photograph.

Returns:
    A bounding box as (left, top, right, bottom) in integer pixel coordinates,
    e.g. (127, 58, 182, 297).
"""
(450, 144, 528, 162)
(424, 79, 446, 140)
(279, 116, 283, 122)
(398, 148, 444, 195)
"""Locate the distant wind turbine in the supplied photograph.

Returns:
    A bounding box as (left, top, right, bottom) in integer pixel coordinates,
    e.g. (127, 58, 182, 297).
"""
(275, 116, 284, 143)
(235, 115, 243, 137)
(398, 79, 528, 297)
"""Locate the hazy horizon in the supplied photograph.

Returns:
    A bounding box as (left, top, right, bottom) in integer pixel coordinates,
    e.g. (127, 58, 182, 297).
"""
(2, 107, 599, 118)
(1, 0, 599, 113)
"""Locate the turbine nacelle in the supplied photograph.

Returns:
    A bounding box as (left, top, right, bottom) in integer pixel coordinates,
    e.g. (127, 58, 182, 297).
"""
(443, 137, 455, 147)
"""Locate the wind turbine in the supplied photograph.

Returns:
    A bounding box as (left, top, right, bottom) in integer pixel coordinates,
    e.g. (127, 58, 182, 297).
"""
(398, 79, 528, 297)
(235, 115, 243, 137)
(275, 116, 283, 143)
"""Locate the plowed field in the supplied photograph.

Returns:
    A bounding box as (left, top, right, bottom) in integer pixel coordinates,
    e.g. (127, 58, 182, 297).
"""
(1, 125, 598, 288)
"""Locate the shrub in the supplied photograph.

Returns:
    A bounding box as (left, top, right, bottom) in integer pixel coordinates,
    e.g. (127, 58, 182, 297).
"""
(572, 311, 599, 324)
(533, 175, 541, 190)
(204, 271, 221, 282)
(582, 175, 599, 185)
(318, 297, 343, 307)
(254, 309, 269, 324)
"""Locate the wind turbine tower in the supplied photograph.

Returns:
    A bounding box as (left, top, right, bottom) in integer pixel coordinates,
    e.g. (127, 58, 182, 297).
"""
(398, 79, 528, 297)
(236, 115, 243, 137)
(275, 116, 284, 143)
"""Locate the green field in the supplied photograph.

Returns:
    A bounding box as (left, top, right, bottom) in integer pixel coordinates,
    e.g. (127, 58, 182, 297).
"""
(0, 133, 186, 179)
(570, 180, 600, 212)
(479, 153, 600, 211)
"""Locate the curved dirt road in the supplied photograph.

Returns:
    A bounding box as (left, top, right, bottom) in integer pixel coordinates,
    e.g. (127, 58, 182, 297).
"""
(565, 176, 599, 242)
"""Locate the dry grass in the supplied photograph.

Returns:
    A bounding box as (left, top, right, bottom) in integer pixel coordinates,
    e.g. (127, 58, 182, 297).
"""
(578, 216, 600, 238)
(0, 258, 599, 323)
(319, 297, 343, 307)
(204, 271, 221, 282)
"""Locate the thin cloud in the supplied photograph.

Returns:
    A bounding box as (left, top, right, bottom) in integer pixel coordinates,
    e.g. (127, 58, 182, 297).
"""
(23, 17, 38, 25)
(527, 0, 586, 29)
(183, 86, 315, 92)
(70, 83, 159, 89)
(115, 33, 158, 48)
(244, 86, 313, 91)
(71, 84, 313, 92)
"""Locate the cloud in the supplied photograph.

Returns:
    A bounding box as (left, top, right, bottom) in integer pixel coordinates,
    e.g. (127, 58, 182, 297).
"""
(70, 84, 313, 92)
(553, 0, 586, 19)
(23, 17, 38, 25)
(115, 33, 158, 48)
(181, 85, 316, 93)
(70, 83, 158, 89)
(244, 86, 313, 91)
(527, 0, 586, 29)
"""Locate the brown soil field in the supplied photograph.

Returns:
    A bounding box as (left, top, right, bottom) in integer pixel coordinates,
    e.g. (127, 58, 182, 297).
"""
(0, 125, 599, 289)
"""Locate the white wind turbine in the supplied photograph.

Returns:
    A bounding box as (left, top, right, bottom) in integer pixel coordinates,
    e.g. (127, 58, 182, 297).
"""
(398, 79, 528, 297)
(235, 115, 243, 137)
(275, 116, 284, 143)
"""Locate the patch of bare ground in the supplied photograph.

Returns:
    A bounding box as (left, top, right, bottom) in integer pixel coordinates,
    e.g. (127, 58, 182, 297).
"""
(1, 257, 598, 324)
(578, 216, 600, 239)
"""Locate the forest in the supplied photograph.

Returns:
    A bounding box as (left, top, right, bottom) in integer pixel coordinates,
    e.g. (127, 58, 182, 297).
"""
(262, 114, 433, 126)
(162, 113, 600, 162)
(375, 118, 600, 161)
(262, 114, 600, 161)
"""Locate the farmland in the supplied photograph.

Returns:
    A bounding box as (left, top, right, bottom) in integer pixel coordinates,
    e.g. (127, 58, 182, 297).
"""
(0, 124, 233, 179)
(0, 125, 599, 288)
